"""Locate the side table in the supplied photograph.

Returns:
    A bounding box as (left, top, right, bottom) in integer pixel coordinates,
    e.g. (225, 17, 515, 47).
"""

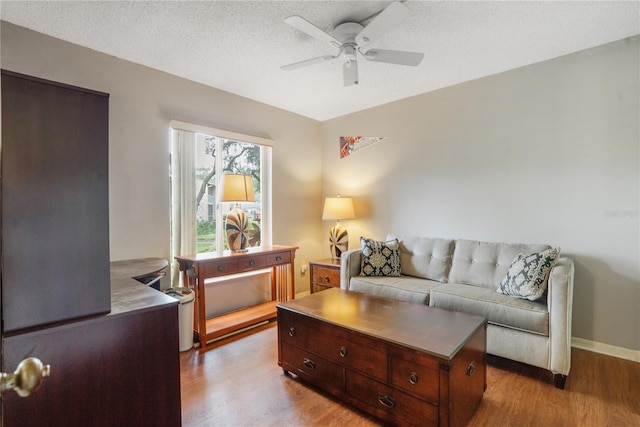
(310, 258, 341, 293)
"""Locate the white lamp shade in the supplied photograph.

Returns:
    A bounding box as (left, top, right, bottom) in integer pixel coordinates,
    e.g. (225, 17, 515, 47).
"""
(219, 174, 255, 203)
(322, 197, 355, 220)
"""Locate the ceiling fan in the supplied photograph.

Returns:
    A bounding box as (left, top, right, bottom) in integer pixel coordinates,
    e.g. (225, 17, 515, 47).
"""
(281, 1, 424, 86)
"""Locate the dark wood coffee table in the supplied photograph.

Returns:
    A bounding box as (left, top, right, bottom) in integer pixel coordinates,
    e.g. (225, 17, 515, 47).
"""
(277, 288, 487, 427)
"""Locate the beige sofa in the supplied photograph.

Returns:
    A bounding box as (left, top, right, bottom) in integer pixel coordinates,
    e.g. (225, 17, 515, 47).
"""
(340, 235, 575, 389)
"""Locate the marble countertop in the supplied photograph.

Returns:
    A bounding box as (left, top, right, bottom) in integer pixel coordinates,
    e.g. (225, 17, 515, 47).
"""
(109, 257, 177, 317)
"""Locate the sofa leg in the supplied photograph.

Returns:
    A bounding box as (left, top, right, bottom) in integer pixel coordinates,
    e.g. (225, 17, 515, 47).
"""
(554, 374, 567, 389)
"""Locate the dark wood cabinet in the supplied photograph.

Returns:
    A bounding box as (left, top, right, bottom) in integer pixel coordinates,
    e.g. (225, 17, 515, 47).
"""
(1, 71, 181, 426)
(1, 70, 110, 332)
(1, 281, 181, 426)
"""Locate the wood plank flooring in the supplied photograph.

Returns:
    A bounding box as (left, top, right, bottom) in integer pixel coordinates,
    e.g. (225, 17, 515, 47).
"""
(180, 324, 640, 426)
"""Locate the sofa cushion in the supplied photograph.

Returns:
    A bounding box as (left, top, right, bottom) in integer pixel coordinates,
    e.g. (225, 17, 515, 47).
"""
(429, 283, 549, 335)
(349, 276, 442, 305)
(387, 235, 455, 282)
(497, 248, 560, 300)
(449, 239, 551, 289)
(360, 237, 401, 277)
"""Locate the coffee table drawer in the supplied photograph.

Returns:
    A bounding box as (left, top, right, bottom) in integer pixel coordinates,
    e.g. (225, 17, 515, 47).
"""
(345, 370, 438, 426)
(277, 309, 308, 348)
(308, 329, 387, 382)
(281, 343, 344, 389)
(389, 354, 440, 404)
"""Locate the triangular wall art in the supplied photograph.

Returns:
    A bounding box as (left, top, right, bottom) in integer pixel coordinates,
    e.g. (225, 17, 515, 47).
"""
(340, 136, 387, 158)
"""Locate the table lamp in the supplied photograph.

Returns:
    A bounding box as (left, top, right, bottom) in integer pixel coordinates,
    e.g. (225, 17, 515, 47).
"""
(322, 195, 356, 259)
(219, 173, 255, 252)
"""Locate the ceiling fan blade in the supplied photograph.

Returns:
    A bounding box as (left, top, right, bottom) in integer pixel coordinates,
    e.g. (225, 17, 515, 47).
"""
(343, 59, 359, 87)
(356, 2, 413, 53)
(284, 16, 341, 48)
(362, 48, 424, 66)
(281, 54, 339, 71)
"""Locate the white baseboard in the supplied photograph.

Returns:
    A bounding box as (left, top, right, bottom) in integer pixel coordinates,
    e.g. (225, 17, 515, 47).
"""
(572, 337, 640, 362)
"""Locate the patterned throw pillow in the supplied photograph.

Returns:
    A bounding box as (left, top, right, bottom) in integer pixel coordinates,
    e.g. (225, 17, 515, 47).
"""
(360, 237, 401, 277)
(497, 247, 560, 300)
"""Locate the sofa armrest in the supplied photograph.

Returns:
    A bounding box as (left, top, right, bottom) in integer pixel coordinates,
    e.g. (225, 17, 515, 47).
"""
(340, 249, 362, 289)
(547, 256, 575, 376)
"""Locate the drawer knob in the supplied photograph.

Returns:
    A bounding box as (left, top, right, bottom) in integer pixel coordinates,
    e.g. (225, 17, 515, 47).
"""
(217, 265, 226, 271)
(378, 393, 396, 408)
(409, 372, 419, 385)
(276, 256, 282, 261)
(339, 346, 347, 357)
(288, 327, 296, 337)
(249, 260, 256, 266)
(467, 362, 476, 377)
(324, 275, 330, 282)
(303, 358, 315, 369)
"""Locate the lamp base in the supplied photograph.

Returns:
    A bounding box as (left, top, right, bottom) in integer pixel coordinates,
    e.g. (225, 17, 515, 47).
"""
(329, 222, 349, 260)
(225, 206, 250, 252)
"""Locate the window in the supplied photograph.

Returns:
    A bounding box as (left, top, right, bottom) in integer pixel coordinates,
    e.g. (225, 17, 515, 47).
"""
(169, 120, 272, 285)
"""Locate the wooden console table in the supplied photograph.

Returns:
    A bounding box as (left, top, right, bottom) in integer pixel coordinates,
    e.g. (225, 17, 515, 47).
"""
(175, 245, 297, 350)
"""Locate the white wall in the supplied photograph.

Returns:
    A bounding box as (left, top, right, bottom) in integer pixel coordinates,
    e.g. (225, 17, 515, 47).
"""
(1, 22, 325, 294)
(321, 37, 640, 352)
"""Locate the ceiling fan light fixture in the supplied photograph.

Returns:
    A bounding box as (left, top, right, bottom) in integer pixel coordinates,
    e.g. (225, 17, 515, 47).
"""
(342, 44, 357, 61)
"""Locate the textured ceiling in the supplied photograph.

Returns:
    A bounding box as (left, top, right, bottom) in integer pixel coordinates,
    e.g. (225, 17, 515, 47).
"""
(1, 1, 638, 121)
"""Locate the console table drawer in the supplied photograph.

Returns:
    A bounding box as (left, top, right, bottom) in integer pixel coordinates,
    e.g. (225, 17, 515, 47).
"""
(267, 251, 291, 265)
(238, 255, 267, 271)
(200, 259, 239, 277)
(345, 370, 438, 426)
(308, 328, 387, 382)
(281, 343, 344, 389)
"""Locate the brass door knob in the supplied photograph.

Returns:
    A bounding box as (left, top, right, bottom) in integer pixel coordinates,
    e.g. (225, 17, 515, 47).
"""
(0, 357, 51, 397)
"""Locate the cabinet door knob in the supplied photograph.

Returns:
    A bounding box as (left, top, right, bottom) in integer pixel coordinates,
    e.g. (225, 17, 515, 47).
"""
(0, 358, 50, 397)
(339, 346, 347, 357)
(324, 275, 330, 282)
(288, 327, 296, 337)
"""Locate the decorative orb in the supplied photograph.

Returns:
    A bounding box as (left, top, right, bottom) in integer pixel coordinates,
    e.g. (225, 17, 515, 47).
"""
(329, 223, 349, 259)
(226, 207, 249, 251)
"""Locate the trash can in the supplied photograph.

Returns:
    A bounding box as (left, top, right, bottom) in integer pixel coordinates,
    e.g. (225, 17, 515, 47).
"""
(164, 287, 195, 352)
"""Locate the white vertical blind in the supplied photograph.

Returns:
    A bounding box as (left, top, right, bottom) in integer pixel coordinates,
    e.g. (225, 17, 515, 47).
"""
(170, 128, 196, 286)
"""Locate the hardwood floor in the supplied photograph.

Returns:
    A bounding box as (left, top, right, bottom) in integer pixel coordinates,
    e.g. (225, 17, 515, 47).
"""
(180, 324, 640, 426)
